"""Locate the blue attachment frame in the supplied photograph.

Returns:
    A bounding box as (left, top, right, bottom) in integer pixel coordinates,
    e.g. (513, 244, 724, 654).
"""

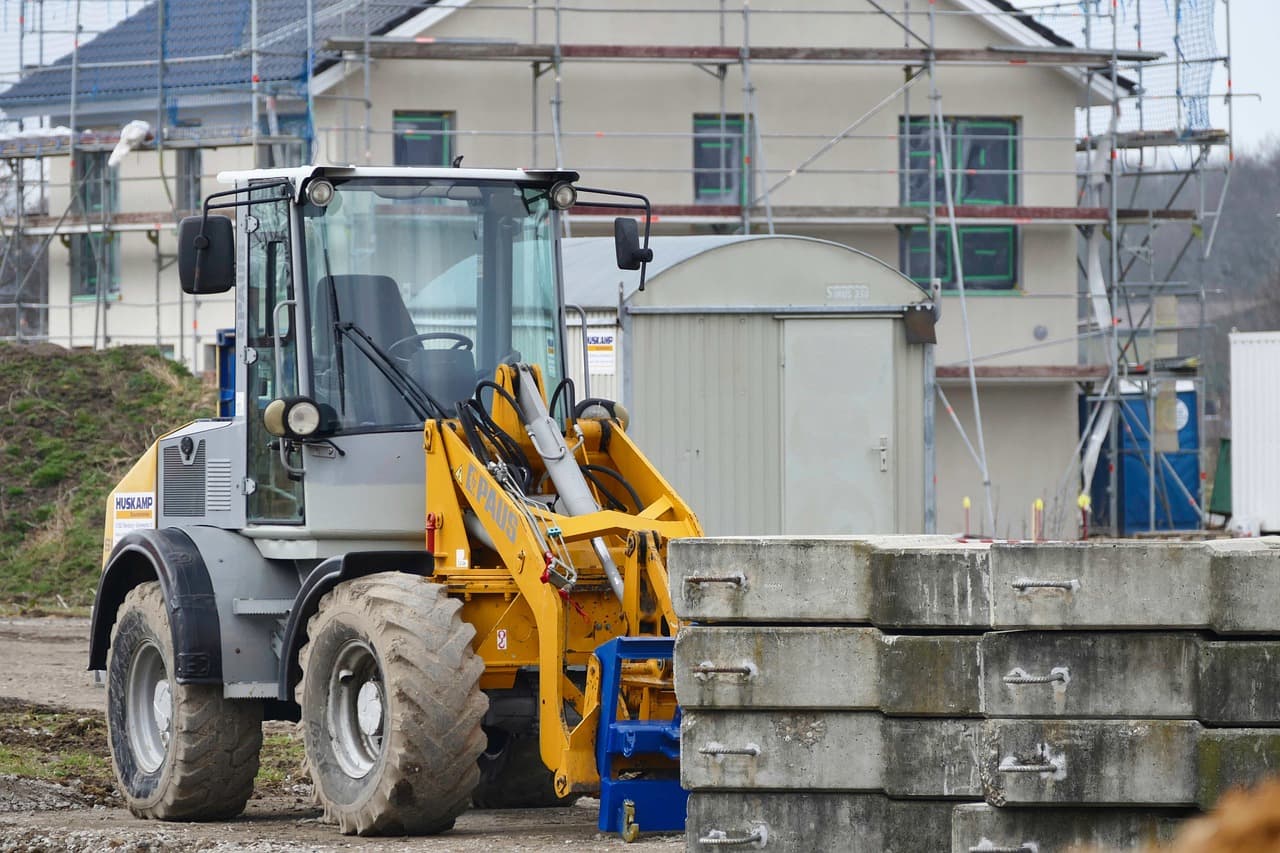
(594, 636, 688, 836)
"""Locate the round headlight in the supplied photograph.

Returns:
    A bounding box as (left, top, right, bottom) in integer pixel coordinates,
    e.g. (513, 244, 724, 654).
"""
(286, 400, 321, 437)
(307, 179, 335, 207)
(549, 181, 577, 210)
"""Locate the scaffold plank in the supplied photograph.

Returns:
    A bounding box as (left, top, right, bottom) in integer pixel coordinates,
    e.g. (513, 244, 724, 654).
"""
(324, 37, 1162, 67)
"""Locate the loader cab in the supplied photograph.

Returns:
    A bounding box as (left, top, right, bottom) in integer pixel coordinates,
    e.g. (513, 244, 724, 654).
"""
(178, 166, 593, 539)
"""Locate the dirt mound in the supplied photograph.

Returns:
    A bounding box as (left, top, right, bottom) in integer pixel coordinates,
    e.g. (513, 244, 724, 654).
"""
(0, 344, 213, 610)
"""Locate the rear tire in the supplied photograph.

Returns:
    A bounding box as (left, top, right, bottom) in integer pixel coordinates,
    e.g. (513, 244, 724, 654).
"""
(106, 582, 262, 820)
(298, 572, 488, 835)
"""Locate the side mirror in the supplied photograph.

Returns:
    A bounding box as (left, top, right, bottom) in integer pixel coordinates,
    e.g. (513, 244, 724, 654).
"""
(614, 217, 653, 271)
(178, 214, 235, 294)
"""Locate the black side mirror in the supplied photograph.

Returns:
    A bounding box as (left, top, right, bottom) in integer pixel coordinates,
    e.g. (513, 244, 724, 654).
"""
(614, 217, 653, 271)
(178, 214, 235, 294)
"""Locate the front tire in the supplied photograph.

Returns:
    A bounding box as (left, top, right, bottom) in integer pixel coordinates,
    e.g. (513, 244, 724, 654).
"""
(106, 582, 262, 820)
(298, 572, 488, 835)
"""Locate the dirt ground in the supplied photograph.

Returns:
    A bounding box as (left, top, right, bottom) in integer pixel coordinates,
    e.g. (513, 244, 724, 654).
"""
(0, 617, 683, 852)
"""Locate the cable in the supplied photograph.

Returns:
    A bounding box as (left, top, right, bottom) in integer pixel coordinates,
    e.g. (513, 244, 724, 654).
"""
(580, 463, 642, 513)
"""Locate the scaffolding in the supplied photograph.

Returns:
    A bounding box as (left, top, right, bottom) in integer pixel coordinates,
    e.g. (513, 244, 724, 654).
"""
(0, 0, 1234, 537)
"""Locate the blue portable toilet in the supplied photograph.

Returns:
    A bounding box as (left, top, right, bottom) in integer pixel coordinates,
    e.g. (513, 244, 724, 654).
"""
(1083, 384, 1200, 535)
(216, 329, 236, 417)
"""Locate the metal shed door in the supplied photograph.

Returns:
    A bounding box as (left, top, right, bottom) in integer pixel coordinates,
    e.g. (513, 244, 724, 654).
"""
(782, 317, 896, 533)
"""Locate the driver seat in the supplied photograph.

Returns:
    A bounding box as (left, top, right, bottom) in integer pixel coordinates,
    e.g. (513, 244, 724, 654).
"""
(317, 274, 477, 421)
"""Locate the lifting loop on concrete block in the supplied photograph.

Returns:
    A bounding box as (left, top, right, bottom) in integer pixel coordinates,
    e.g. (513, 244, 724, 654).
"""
(698, 824, 769, 847)
(1010, 578, 1080, 591)
(684, 573, 747, 587)
(998, 761, 1058, 773)
(698, 742, 762, 757)
(1002, 667, 1069, 686)
(692, 661, 759, 681)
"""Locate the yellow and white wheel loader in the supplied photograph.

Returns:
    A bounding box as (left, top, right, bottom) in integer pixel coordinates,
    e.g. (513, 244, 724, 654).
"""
(91, 166, 700, 838)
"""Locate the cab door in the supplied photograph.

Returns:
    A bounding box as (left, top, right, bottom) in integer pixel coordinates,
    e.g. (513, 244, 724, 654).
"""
(242, 187, 305, 523)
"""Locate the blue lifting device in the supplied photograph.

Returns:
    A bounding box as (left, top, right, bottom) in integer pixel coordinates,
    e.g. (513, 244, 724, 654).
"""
(594, 636, 688, 841)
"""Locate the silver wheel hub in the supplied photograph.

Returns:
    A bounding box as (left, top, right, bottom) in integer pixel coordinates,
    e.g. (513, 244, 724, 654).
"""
(327, 640, 386, 779)
(126, 640, 172, 774)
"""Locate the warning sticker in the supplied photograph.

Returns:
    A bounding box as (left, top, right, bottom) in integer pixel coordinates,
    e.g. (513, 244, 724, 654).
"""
(112, 492, 155, 547)
(496, 629, 508, 651)
(586, 330, 616, 375)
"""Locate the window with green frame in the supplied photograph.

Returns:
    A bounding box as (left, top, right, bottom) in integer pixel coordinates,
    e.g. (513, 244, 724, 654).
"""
(693, 113, 750, 205)
(899, 116, 1019, 291)
(71, 150, 119, 299)
(393, 110, 455, 167)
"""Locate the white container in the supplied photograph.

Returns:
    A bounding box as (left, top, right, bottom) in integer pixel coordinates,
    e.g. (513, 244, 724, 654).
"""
(1231, 331, 1280, 531)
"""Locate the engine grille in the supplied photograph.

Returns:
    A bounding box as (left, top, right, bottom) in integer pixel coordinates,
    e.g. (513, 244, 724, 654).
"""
(162, 442, 206, 517)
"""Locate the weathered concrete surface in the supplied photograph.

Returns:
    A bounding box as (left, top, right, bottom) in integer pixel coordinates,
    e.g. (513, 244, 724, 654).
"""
(1208, 539, 1280, 632)
(884, 719, 983, 798)
(686, 793, 952, 853)
(879, 635, 982, 716)
(668, 535, 963, 624)
(681, 712, 983, 796)
(988, 543, 1211, 629)
(983, 719, 1200, 806)
(869, 547, 991, 628)
(1196, 729, 1280, 807)
(951, 803, 1188, 853)
(674, 626, 981, 715)
(681, 710, 883, 791)
(671, 536, 1280, 631)
(1199, 641, 1280, 724)
(674, 626, 882, 710)
(981, 632, 1199, 719)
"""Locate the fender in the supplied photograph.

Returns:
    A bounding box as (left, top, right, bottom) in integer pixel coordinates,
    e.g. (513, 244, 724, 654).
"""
(275, 550, 434, 702)
(88, 528, 221, 684)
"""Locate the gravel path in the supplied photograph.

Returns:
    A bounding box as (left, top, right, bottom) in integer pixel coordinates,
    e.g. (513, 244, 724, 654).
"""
(0, 617, 683, 852)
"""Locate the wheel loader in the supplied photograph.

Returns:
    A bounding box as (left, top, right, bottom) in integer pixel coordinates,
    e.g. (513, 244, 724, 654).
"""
(90, 165, 700, 839)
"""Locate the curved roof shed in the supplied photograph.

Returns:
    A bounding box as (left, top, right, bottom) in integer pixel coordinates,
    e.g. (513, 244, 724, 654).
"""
(561, 235, 935, 537)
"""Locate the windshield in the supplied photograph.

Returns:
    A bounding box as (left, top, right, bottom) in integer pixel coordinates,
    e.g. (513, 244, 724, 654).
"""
(303, 178, 563, 432)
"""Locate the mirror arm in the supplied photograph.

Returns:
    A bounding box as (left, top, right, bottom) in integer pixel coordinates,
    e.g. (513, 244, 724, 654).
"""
(188, 179, 293, 290)
(574, 186, 653, 290)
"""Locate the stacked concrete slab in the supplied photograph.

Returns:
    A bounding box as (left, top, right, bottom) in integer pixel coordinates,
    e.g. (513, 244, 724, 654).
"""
(669, 536, 1280, 852)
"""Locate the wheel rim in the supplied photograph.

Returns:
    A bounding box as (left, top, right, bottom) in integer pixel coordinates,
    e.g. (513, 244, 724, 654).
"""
(126, 640, 172, 774)
(326, 639, 386, 779)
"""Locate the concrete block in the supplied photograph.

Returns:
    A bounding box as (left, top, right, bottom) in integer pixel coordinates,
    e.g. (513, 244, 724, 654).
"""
(686, 793, 953, 853)
(879, 635, 982, 716)
(884, 718, 984, 798)
(681, 711, 983, 796)
(981, 632, 1198, 719)
(1200, 641, 1280, 724)
(989, 543, 1211, 629)
(951, 803, 1188, 853)
(681, 710, 883, 791)
(1197, 729, 1280, 807)
(668, 535, 961, 624)
(1209, 539, 1280, 633)
(674, 626, 981, 715)
(983, 719, 1200, 806)
(674, 626, 881, 710)
(869, 545, 992, 628)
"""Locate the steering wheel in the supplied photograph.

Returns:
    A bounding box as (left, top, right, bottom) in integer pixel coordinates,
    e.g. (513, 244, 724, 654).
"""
(389, 331, 474, 357)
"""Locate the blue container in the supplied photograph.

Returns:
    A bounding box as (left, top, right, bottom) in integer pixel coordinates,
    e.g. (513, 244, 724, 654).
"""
(1083, 390, 1200, 535)
(216, 328, 235, 417)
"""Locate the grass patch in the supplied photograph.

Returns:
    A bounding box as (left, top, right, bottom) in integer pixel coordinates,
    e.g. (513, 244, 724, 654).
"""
(0, 343, 214, 610)
(0, 700, 114, 802)
(256, 728, 308, 793)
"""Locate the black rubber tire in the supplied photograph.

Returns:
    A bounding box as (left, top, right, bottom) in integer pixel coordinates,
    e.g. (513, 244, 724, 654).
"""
(472, 728, 570, 809)
(106, 582, 262, 821)
(297, 572, 488, 836)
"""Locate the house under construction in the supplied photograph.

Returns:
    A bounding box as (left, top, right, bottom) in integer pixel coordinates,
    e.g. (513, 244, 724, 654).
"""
(0, 0, 1234, 539)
